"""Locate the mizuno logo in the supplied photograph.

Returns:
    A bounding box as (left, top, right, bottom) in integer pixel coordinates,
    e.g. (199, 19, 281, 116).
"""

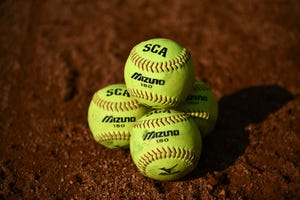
(143, 130, 179, 140)
(131, 72, 165, 85)
(102, 116, 136, 123)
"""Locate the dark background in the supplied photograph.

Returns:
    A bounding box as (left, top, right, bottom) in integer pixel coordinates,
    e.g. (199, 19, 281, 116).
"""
(1, 0, 300, 199)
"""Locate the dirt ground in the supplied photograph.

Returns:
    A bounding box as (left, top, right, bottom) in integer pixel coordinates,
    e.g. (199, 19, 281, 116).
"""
(1, 0, 300, 199)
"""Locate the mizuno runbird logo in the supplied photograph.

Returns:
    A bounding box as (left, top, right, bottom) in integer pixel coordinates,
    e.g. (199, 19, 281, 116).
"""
(158, 164, 180, 176)
(131, 72, 165, 85)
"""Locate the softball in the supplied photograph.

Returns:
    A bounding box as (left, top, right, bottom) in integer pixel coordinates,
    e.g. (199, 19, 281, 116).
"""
(87, 84, 148, 149)
(177, 80, 218, 137)
(130, 109, 202, 181)
(124, 38, 195, 108)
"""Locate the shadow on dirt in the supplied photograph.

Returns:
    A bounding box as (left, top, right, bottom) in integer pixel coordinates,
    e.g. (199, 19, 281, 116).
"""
(189, 84, 294, 179)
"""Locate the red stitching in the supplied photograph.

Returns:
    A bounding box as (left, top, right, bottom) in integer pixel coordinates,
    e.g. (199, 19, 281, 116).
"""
(140, 157, 147, 166)
(158, 94, 163, 103)
(168, 146, 173, 158)
(130, 47, 191, 73)
(133, 113, 189, 129)
(159, 118, 165, 126)
(150, 120, 154, 129)
(155, 119, 161, 127)
(137, 146, 198, 175)
(169, 116, 176, 124)
(144, 154, 150, 163)
(177, 147, 181, 159)
(96, 131, 130, 142)
(187, 111, 210, 120)
(127, 88, 183, 107)
(152, 149, 158, 160)
(164, 117, 171, 125)
(92, 94, 141, 112)
(154, 62, 158, 73)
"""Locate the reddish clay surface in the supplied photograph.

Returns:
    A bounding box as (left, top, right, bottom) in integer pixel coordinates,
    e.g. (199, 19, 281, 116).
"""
(1, 0, 300, 199)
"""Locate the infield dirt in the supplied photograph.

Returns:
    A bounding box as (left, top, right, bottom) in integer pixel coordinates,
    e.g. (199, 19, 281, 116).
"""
(1, 0, 300, 199)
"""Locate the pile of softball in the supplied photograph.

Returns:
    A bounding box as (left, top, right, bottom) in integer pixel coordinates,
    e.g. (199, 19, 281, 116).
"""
(88, 38, 218, 181)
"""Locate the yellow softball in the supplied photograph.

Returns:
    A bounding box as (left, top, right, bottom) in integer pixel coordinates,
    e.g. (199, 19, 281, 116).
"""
(87, 84, 148, 149)
(124, 38, 195, 108)
(130, 109, 202, 181)
(177, 80, 218, 137)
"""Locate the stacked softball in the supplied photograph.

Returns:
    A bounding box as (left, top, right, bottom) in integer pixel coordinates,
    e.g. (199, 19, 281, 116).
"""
(87, 38, 218, 181)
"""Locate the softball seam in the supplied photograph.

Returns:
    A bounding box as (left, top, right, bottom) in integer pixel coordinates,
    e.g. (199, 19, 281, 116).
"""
(129, 47, 191, 73)
(95, 131, 130, 142)
(186, 111, 210, 120)
(127, 88, 184, 107)
(92, 93, 141, 112)
(133, 114, 189, 129)
(137, 146, 198, 176)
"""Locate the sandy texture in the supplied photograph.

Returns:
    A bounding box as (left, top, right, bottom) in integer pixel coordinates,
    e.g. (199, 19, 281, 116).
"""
(1, 0, 300, 199)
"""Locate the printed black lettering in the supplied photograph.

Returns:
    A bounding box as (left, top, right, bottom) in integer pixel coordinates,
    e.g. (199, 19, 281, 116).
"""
(131, 72, 165, 85)
(131, 72, 140, 79)
(102, 116, 136, 123)
(102, 115, 112, 122)
(106, 88, 130, 97)
(115, 88, 122, 95)
(145, 109, 171, 117)
(123, 89, 130, 97)
(187, 95, 208, 101)
(106, 89, 114, 96)
(158, 131, 164, 137)
(166, 130, 172, 136)
(143, 130, 180, 140)
(142, 43, 168, 57)
(173, 130, 179, 136)
(143, 44, 152, 52)
(151, 44, 161, 53)
(158, 47, 167, 57)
